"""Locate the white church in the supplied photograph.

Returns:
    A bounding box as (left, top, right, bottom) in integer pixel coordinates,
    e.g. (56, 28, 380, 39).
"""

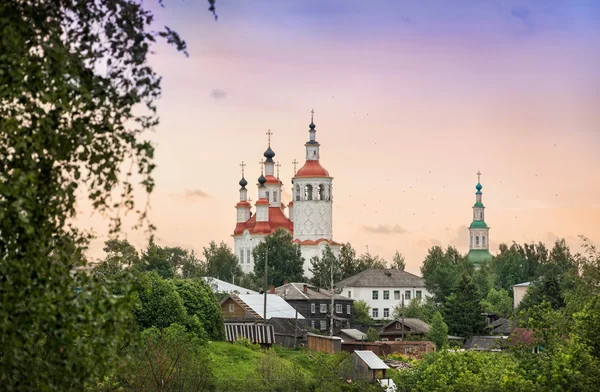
(233, 111, 341, 276)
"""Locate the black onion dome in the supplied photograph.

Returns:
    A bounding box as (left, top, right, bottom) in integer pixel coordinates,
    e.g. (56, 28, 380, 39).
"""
(239, 176, 248, 188)
(263, 146, 275, 162)
(258, 174, 266, 185)
(309, 121, 316, 130)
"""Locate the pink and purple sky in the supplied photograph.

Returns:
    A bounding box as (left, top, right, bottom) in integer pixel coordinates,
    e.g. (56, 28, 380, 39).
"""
(81, 0, 600, 274)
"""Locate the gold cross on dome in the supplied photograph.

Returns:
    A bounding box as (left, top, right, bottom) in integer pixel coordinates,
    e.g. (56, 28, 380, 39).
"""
(266, 129, 273, 146)
(240, 161, 246, 176)
(292, 159, 298, 175)
(311, 109, 314, 122)
(275, 162, 281, 178)
(477, 170, 481, 182)
(258, 159, 264, 174)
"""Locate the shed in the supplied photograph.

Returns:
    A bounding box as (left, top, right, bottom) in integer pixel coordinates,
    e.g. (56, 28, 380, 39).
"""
(351, 350, 389, 382)
(224, 323, 276, 347)
(339, 329, 367, 342)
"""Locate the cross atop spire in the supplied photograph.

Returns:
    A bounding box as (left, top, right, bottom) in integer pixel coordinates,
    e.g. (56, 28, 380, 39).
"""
(258, 159, 264, 174)
(266, 129, 273, 146)
(275, 162, 281, 178)
(477, 170, 481, 183)
(311, 109, 314, 123)
(240, 161, 246, 176)
(292, 159, 298, 175)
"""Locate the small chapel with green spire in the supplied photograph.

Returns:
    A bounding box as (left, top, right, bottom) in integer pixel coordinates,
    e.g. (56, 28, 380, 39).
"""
(467, 171, 493, 267)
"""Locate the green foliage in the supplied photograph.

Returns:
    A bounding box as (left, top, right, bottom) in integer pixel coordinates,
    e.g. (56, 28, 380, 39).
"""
(421, 246, 470, 303)
(353, 300, 374, 325)
(573, 294, 600, 358)
(92, 239, 142, 295)
(338, 242, 359, 280)
(393, 296, 438, 323)
(253, 229, 306, 286)
(203, 240, 242, 282)
(443, 273, 486, 338)
(490, 242, 547, 293)
(426, 311, 449, 349)
(309, 244, 341, 288)
(173, 278, 225, 341)
(481, 288, 513, 318)
(366, 327, 380, 342)
(118, 324, 215, 392)
(391, 250, 406, 270)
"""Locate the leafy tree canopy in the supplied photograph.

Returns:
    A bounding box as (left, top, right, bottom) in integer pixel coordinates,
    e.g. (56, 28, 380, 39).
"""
(203, 240, 242, 283)
(309, 244, 341, 288)
(426, 311, 449, 349)
(421, 245, 471, 303)
(391, 251, 406, 271)
(353, 300, 374, 325)
(481, 288, 513, 318)
(173, 278, 225, 341)
(252, 229, 305, 287)
(443, 273, 487, 338)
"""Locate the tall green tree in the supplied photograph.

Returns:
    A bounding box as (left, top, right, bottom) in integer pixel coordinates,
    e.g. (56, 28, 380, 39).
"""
(173, 279, 225, 341)
(252, 229, 305, 287)
(491, 242, 547, 293)
(353, 300, 374, 325)
(309, 244, 341, 288)
(391, 251, 406, 271)
(421, 245, 470, 303)
(393, 296, 439, 324)
(338, 242, 359, 279)
(443, 273, 487, 338)
(203, 241, 241, 283)
(92, 238, 141, 295)
(0, 1, 215, 389)
(426, 311, 449, 349)
(481, 288, 513, 318)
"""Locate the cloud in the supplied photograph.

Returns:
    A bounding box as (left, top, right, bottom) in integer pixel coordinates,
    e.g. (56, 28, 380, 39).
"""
(447, 225, 468, 249)
(209, 89, 227, 100)
(363, 224, 408, 235)
(170, 189, 210, 202)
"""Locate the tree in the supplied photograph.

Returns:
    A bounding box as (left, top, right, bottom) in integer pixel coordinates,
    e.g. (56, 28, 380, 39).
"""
(0, 0, 215, 389)
(252, 229, 305, 287)
(491, 242, 547, 293)
(93, 238, 141, 295)
(481, 288, 513, 318)
(353, 300, 374, 325)
(426, 311, 449, 349)
(338, 242, 359, 280)
(443, 273, 487, 338)
(391, 251, 406, 271)
(366, 327, 380, 342)
(356, 252, 387, 271)
(393, 296, 438, 324)
(173, 279, 225, 341)
(203, 241, 242, 283)
(573, 295, 600, 358)
(421, 246, 470, 303)
(309, 244, 341, 288)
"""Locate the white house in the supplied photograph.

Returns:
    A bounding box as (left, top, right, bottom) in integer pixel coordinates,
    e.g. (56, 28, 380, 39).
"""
(335, 269, 431, 320)
(512, 281, 532, 308)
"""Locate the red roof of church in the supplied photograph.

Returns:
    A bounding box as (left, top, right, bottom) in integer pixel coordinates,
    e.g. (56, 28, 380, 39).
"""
(264, 175, 281, 185)
(295, 160, 330, 178)
(233, 207, 293, 236)
(292, 238, 341, 246)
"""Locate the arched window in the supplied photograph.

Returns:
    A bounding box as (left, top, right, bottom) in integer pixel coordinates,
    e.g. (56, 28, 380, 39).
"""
(318, 184, 325, 200)
(482, 236, 486, 246)
(273, 190, 278, 203)
(479, 211, 483, 220)
(475, 236, 480, 246)
(305, 184, 313, 200)
(295, 185, 301, 201)
(265, 190, 270, 201)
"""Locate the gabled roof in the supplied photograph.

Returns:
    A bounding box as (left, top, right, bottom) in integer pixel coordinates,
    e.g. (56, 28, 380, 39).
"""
(513, 282, 532, 287)
(353, 351, 389, 370)
(336, 269, 425, 288)
(489, 318, 514, 335)
(221, 294, 305, 320)
(340, 329, 367, 341)
(202, 277, 258, 295)
(463, 336, 507, 351)
(275, 282, 353, 301)
(380, 318, 431, 334)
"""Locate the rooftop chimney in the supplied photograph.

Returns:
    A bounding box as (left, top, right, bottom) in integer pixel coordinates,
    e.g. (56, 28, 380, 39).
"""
(303, 284, 308, 293)
(269, 285, 275, 294)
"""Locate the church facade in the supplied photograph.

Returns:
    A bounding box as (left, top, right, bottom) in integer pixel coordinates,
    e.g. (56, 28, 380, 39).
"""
(233, 112, 341, 276)
(467, 172, 493, 266)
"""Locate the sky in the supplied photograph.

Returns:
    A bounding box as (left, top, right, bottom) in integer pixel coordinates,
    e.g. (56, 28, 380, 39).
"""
(80, 0, 600, 275)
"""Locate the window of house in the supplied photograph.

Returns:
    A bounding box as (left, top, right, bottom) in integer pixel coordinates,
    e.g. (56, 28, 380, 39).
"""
(295, 185, 301, 201)
(240, 250, 244, 265)
(311, 303, 316, 313)
(383, 308, 389, 318)
(381, 338, 389, 341)
(372, 290, 379, 300)
(416, 290, 422, 299)
(405, 291, 411, 300)
(336, 304, 342, 313)
(396, 322, 402, 330)
(311, 320, 315, 329)
(347, 305, 351, 314)
(305, 184, 313, 200)
(394, 290, 400, 300)
(372, 308, 379, 318)
(383, 290, 389, 300)
(246, 249, 251, 264)
(320, 320, 326, 330)
(347, 291, 351, 298)
(475, 236, 480, 245)
(320, 304, 327, 313)
(229, 304, 235, 312)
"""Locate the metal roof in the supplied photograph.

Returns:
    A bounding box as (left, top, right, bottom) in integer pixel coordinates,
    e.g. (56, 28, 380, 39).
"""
(336, 269, 425, 288)
(340, 329, 367, 341)
(275, 282, 352, 301)
(513, 282, 532, 287)
(202, 277, 258, 295)
(225, 323, 275, 344)
(380, 318, 431, 334)
(236, 294, 305, 320)
(353, 350, 390, 370)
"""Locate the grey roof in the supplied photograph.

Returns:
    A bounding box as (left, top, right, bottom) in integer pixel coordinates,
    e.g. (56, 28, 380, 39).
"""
(275, 282, 352, 301)
(463, 336, 507, 351)
(202, 277, 258, 295)
(234, 294, 305, 320)
(336, 269, 425, 288)
(340, 329, 367, 341)
(489, 318, 514, 335)
(353, 350, 390, 370)
(513, 282, 532, 287)
(380, 318, 431, 334)
(268, 317, 307, 336)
